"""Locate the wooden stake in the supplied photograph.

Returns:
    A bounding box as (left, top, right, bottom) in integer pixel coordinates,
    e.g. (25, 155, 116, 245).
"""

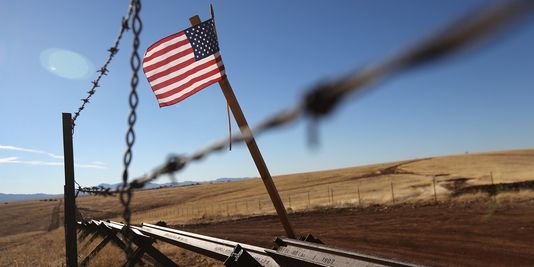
(288, 194, 292, 209)
(390, 181, 395, 204)
(331, 188, 334, 204)
(62, 113, 78, 267)
(432, 176, 438, 203)
(357, 186, 362, 207)
(189, 14, 296, 238)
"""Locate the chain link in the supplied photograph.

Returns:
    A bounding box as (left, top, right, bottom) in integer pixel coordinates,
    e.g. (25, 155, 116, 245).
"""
(77, 0, 533, 198)
(119, 0, 142, 264)
(71, 4, 134, 134)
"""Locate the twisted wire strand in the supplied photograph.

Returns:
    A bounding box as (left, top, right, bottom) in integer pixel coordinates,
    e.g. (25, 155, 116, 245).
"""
(71, 3, 135, 134)
(120, 0, 142, 264)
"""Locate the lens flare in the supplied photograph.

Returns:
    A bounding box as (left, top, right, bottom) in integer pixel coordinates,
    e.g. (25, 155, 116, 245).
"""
(40, 48, 93, 80)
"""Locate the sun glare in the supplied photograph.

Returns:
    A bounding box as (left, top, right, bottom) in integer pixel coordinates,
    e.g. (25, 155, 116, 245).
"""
(40, 48, 93, 80)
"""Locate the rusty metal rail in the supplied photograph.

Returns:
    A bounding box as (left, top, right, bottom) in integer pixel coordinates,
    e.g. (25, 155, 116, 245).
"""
(79, 220, 417, 267)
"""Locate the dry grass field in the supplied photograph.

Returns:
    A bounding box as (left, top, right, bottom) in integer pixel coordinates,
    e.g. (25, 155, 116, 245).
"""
(1, 149, 533, 266)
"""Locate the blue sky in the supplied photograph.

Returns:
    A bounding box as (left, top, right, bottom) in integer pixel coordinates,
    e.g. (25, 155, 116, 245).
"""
(1, 1, 533, 194)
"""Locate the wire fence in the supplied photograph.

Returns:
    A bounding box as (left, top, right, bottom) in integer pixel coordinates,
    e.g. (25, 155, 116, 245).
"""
(85, 169, 528, 228)
(131, 173, 497, 224)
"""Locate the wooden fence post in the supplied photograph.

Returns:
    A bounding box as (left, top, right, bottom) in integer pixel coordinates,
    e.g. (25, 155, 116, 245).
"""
(330, 188, 334, 205)
(328, 186, 331, 205)
(390, 181, 395, 204)
(288, 194, 292, 209)
(357, 186, 362, 207)
(432, 176, 437, 203)
(62, 113, 78, 267)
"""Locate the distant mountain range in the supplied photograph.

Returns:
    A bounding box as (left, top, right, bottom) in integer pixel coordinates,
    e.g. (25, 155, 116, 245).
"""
(0, 193, 62, 202)
(0, 177, 248, 202)
(95, 180, 199, 190)
(96, 177, 246, 190)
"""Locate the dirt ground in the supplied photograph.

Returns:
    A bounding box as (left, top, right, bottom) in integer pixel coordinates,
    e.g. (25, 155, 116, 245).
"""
(175, 198, 534, 267)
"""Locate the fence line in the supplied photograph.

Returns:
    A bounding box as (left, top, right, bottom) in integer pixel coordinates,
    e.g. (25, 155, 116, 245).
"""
(131, 174, 488, 224)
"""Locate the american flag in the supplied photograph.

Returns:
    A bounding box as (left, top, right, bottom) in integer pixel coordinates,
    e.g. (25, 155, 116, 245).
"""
(142, 19, 225, 107)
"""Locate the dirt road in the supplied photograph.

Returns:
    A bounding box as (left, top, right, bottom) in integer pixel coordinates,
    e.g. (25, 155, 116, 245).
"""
(177, 199, 534, 267)
(47, 200, 62, 231)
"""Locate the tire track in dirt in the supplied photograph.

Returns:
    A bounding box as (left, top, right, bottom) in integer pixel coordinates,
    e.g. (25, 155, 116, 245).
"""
(47, 200, 62, 231)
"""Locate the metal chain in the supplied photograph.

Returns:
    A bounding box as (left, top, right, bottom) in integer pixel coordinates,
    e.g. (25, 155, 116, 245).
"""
(78, 0, 533, 197)
(119, 0, 141, 263)
(71, 4, 134, 134)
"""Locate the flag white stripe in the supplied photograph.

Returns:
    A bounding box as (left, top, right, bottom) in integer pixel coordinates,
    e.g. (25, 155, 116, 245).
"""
(143, 42, 191, 67)
(145, 34, 187, 58)
(157, 71, 225, 104)
(144, 51, 195, 78)
(153, 60, 223, 95)
(149, 53, 220, 88)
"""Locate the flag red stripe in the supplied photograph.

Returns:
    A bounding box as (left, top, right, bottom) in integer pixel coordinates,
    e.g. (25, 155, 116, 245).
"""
(158, 74, 226, 107)
(150, 57, 222, 90)
(146, 57, 196, 83)
(144, 38, 190, 63)
(143, 47, 193, 73)
(145, 32, 185, 55)
(155, 65, 225, 100)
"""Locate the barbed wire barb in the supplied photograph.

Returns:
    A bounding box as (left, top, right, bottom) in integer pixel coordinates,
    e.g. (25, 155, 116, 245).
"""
(71, 3, 136, 134)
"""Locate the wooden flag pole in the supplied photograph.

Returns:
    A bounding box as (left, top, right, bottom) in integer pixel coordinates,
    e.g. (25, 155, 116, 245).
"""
(189, 15, 296, 238)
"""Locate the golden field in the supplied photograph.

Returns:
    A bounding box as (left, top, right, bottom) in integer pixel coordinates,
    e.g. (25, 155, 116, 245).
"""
(1, 148, 533, 266)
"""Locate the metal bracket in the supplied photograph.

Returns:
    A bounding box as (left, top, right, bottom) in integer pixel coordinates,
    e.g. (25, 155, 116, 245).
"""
(224, 244, 263, 267)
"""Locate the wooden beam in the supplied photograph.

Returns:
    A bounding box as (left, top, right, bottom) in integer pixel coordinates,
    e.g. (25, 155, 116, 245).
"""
(80, 235, 112, 267)
(189, 14, 296, 238)
(62, 113, 78, 267)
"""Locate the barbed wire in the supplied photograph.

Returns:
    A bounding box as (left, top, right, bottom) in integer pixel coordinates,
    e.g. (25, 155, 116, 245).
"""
(71, 3, 135, 134)
(77, 0, 534, 197)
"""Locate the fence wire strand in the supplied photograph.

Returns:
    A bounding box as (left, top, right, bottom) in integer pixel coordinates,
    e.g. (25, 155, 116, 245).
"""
(77, 0, 534, 197)
(71, 3, 135, 134)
